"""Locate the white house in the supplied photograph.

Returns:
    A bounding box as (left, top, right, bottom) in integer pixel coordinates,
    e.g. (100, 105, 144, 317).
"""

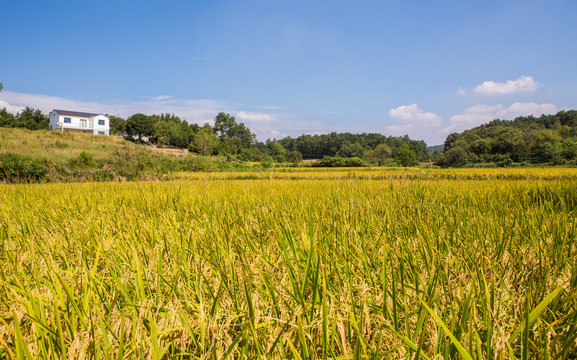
(49, 109, 110, 135)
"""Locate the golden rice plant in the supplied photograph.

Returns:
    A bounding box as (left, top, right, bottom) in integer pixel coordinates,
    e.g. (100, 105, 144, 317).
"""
(0, 169, 576, 358)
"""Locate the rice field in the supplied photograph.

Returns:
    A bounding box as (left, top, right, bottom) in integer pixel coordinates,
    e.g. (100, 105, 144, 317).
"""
(0, 168, 576, 359)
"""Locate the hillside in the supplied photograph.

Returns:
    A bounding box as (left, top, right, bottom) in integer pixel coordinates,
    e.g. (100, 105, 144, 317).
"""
(0, 128, 214, 182)
(427, 144, 444, 153)
(440, 110, 577, 167)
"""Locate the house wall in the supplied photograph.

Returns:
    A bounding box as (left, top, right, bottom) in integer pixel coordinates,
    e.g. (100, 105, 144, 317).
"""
(49, 112, 59, 131)
(92, 115, 110, 136)
(50, 111, 110, 135)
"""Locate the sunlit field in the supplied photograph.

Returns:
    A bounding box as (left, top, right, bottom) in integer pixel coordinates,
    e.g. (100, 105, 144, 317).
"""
(175, 167, 577, 181)
(1, 169, 576, 358)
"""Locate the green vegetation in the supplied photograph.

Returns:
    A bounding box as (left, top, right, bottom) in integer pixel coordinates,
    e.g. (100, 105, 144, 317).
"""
(0, 106, 49, 130)
(279, 133, 427, 163)
(0, 170, 576, 358)
(0, 128, 231, 182)
(4, 102, 577, 172)
(440, 110, 577, 167)
(1, 106, 427, 167)
(312, 156, 368, 167)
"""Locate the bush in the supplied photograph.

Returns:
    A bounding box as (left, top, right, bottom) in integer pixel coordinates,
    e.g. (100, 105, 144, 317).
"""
(312, 156, 368, 167)
(0, 153, 47, 183)
(79, 151, 94, 165)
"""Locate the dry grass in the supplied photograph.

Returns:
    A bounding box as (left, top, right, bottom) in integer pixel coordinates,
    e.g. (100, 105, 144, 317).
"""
(0, 127, 145, 163)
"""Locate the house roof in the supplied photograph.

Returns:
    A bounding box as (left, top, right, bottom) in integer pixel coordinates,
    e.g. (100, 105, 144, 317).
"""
(52, 109, 106, 118)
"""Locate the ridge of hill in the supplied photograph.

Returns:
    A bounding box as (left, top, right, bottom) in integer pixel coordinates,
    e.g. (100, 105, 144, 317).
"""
(439, 110, 577, 167)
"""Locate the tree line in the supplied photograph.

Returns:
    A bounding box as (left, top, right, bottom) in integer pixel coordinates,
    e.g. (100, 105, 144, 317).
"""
(0, 107, 427, 166)
(5, 104, 577, 167)
(439, 110, 577, 167)
(277, 133, 428, 164)
(0, 107, 49, 130)
(120, 113, 428, 165)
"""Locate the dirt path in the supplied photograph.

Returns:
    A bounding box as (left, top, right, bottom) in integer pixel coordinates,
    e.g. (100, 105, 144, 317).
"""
(149, 147, 189, 156)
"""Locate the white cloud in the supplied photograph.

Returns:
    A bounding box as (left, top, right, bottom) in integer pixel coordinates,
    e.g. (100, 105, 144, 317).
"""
(386, 104, 444, 144)
(473, 76, 539, 95)
(145, 95, 173, 101)
(0, 100, 25, 114)
(443, 102, 558, 134)
(236, 111, 275, 123)
(388, 104, 442, 128)
(457, 88, 467, 96)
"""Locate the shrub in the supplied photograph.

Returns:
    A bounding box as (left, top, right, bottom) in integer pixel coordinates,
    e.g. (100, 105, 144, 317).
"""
(312, 156, 368, 167)
(79, 151, 94, 165)
(0, 153, 47, 183)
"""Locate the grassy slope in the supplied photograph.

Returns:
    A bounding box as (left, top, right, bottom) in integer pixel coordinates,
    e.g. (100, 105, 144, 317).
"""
(0, 127, 238, 182)
(0, 127, 146, 163)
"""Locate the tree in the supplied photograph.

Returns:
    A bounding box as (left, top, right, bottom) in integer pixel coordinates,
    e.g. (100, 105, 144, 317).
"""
(531, 130, 562, 163)
(0, 107, 15, 127)
(287, 150, 303, 164)
(213, 113, 237, 140)
(269, 141, 287, 162)
(16, 107, 48, 130)
(441, 146, 468, 167)
(126, 113, 156, 141)
(0, 82, 3, 92)
(189, 129, 219, 155)
(269, 141, 287, 156)
(336, 141, 364, 158)
(109, 115, 126, 134)
(364, 143, 391, 165)
(394, 144, 418, 167)
(213, 112, 255, 154)
(154, 120, 180, 146)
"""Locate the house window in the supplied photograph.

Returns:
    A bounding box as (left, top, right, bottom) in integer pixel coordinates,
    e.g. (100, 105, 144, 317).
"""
(80, 119, 87, 127)
(98, 119, 105, 126)
(98, 131, 105, 135)
(63, 117, 71, 124)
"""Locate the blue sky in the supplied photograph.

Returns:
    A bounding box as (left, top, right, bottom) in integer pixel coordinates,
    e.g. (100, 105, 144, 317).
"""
(1, 0, 576, 145)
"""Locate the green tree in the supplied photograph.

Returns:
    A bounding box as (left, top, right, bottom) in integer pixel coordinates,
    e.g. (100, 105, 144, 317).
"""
(561, 140, 577, 161)
(213, 113, 255, 154)
(269, 141, 287, 156)
(16, 107, 48, 130)
(336, 141, 364, 157)
(441, 146, 468, 167)
(214, 113, 237, 140)
(269, 141, 287, 162)
(287, 150, 303, 164)
(0, 107, 15, 127)
(395, 144, 418, 167)
(364, 143, 392, 165)
(154, 120, 180, 146)
(109, 115, 126, 134)
(531, 130, 562, 163)
(126, 113, 156, 141)
(189, 129, 219, 155)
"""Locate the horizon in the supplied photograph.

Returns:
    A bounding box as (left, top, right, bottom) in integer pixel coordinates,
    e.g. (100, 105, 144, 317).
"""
(1, 0, 576, 146)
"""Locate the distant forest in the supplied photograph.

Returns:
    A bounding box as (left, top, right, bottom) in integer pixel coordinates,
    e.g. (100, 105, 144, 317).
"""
(439, 110, 577, 167)
(278, 133, 428, 161)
